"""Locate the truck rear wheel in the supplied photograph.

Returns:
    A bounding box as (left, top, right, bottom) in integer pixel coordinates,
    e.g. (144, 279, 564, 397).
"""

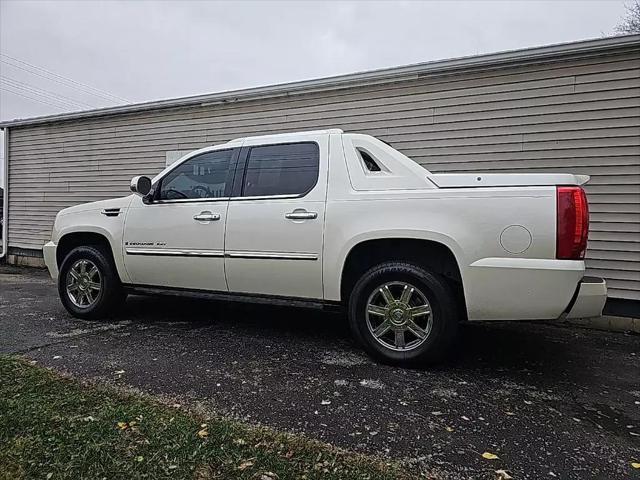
(348, 262, 458, 366)
(58, 245, 126, 320)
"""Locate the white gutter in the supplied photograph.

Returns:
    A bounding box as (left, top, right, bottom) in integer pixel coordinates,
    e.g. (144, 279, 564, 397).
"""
(1, 127, 7, 259)
(0, 34, 638, 129)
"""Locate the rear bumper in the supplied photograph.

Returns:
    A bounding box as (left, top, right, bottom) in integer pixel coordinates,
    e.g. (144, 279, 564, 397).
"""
(43, 241, 58, 281)
(565, 276, 607, 319)
(465, 257, 586, 320)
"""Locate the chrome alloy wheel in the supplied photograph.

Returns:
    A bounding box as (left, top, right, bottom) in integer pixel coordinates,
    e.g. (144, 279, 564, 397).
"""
(365, 281, 433, 352)
(66, 259, 102, 308)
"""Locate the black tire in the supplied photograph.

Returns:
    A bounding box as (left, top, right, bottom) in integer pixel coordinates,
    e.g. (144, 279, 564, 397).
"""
(348, 262, 458, 366)
(58, 245, 127, 320)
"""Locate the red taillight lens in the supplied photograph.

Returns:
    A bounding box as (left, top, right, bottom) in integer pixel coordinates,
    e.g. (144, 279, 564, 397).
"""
(556, 186, 589, 260)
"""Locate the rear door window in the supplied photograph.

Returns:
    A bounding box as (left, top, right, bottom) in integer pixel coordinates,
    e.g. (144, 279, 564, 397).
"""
(241, 142, 319, 197)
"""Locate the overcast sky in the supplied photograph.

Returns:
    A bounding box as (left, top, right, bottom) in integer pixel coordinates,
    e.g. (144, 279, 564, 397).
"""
(0, 0, 632, 185)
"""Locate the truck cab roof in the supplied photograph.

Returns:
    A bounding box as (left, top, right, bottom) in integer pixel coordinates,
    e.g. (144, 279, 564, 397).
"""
(229, 129, 344, 144)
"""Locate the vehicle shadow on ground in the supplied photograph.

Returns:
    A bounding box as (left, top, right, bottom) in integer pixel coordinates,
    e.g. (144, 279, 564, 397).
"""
(109, 294, 577, 376)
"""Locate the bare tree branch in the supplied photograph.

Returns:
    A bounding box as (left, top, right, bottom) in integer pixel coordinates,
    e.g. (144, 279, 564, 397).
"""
(615, 0, 640, 34)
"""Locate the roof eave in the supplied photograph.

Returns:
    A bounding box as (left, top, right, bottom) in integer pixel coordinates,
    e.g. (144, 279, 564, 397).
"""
(1, 33, 638, 129)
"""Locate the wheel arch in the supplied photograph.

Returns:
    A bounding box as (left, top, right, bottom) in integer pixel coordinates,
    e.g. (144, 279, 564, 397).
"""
(55, 229, 126, 283)
(336, 235, 467, 319)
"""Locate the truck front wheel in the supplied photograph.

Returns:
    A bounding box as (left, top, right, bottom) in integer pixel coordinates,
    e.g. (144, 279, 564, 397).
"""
(348, 262, 458, 365)
(58, 245, 127, 320)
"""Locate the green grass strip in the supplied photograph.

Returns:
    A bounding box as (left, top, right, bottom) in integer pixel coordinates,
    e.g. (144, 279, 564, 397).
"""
(0, 355, 416, 480)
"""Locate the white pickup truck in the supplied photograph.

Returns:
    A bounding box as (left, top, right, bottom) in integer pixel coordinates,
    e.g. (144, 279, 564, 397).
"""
(43, 129, 606, 365)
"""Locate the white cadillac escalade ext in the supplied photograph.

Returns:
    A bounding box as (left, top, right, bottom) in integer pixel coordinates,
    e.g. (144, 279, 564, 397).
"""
(43, 129, 607, 365)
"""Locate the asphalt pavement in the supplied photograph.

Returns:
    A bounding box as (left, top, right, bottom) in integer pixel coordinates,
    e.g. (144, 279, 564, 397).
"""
(1, 265, 639, 479)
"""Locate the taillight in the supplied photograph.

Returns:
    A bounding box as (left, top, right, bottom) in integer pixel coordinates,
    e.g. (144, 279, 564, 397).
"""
(556, 186, 589, 260)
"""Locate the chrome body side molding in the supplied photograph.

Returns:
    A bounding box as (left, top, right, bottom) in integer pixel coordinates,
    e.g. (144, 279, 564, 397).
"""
(125, 248, 224, 258)
(225, 251, 318, 261)
(125, 248, 318, 261)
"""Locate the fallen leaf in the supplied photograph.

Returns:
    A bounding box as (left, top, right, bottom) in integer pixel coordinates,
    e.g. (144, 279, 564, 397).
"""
(482, 452, 499, 460)
(237, 460, 254, 470)
(197, 428, 208, 438)
(632, 462, 640, 469)
(445, 426, 454, 432)
(116, 422, 128, 430)
(495, 469, 513, 479)
(258, 473, 279, 480)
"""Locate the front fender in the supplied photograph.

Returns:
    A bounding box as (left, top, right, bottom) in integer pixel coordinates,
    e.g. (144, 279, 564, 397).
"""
(52, 208, 131, 284)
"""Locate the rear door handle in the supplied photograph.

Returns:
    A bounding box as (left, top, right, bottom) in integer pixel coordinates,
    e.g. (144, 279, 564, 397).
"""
(285, 209, 318, 220)
(193, 211, 220, 222)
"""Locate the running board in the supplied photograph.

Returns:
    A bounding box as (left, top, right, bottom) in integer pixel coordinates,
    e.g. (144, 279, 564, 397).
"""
(122, 283, 342, 311)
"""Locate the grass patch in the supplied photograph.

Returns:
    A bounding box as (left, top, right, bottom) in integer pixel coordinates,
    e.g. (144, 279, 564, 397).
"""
(0, 355, 416, 480)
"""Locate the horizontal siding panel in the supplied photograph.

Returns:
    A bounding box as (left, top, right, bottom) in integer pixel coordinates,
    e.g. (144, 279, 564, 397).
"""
(589, 231, 640, 243)
(589, 240, 640, 252)
(590, 211, 640, 223)
(424, 155, 640, 172)
(588, 249, 640, 261)
(590, 222, 640, 233)
(576, 67, 640, 84)
(605, 286, 640, 301)
(586, 258, 640, 272)
(585, 268, 640, 282)
(418, 146, 640, 163)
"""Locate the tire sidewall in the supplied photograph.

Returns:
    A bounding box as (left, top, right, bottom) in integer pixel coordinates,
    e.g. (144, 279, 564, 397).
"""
(58, 246, 120, 319)
(348, 263, 457, 365)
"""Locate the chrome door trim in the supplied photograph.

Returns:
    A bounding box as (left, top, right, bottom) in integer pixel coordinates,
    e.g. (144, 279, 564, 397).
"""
(228, 194, 300, 202)
(125, 248, 224, 258)
(153, 197, 230, 205)
(224, 251, 318, 261)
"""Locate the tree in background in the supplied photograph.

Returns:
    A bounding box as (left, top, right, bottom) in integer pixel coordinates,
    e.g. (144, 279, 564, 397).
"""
(616, 1, 640, 34)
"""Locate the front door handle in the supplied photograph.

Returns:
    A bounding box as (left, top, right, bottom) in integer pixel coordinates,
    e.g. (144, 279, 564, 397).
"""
(285, 209, 318, 220)
(193, 211, 220, 222)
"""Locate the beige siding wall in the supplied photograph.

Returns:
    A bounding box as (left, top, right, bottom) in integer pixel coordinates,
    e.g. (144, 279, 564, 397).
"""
(7, 49, 640, 300)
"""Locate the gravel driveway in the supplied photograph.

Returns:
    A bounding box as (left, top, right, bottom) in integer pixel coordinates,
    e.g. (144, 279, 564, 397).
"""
(1, 265, 639, 479)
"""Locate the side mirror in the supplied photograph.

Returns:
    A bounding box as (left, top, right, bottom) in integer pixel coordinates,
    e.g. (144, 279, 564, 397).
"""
(130, 176, 152, 197)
